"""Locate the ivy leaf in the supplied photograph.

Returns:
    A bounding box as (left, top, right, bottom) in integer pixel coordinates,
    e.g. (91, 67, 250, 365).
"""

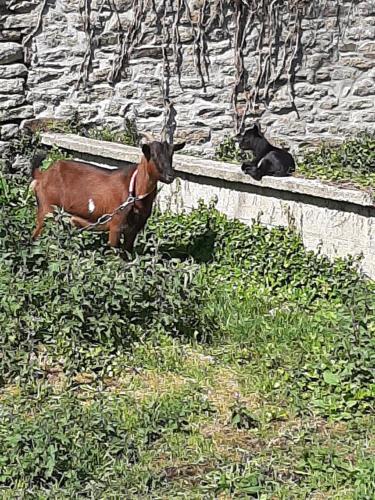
(323, 371, 340, 386)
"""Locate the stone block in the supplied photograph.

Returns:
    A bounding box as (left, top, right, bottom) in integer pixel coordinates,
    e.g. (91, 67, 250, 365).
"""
(173, 128, 211, 144)
(0, 42, 23, 64)
(331, 67, 357, 80)
(0, 78, 24, 94)
(339, 42, 358, 53)
(315, 69, 332, 82)
(0, 63, 27, 79)
(8, 1, 39, 13)
(0, 12, 38, 29)
(0, 30, 22, 42)
(0, 123, 19, 140)
(353, 79, 375, 97)
(340, 55, 374, 70)
(0, 94, 26, 110)
(132, 45, 163, 59)
(319, 97, 339, 110)
(0, 104, 33, 123)
(346, 99, 374, 110)
(137, 106, 163, 119)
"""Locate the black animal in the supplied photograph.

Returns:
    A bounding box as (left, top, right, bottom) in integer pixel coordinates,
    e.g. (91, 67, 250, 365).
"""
(237, 123, 295, 181)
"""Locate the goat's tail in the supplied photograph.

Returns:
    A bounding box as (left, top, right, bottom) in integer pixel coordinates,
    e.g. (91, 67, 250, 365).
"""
(31, 149, 48, 180)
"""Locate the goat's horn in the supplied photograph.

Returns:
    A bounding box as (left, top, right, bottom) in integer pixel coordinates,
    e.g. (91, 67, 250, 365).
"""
(141, 131, 155, 142)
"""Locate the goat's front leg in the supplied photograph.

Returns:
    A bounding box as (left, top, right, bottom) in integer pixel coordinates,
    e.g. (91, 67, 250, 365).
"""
(108, 226, 122, 247)
(241, 160, 258, 173)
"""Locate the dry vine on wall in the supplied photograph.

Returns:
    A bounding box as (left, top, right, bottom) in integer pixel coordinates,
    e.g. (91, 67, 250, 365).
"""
(23, 0, 356, 139)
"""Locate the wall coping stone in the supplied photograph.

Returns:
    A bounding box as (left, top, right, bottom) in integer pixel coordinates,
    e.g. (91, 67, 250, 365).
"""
(41, 132, 375, 208)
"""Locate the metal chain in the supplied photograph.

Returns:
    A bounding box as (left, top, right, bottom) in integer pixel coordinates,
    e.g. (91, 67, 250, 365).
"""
(77, 194, 138, 232)
(77, 183, 164, 233)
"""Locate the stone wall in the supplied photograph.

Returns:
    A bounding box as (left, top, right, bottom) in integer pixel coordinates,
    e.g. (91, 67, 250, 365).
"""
(0, 0, 374, 155)
(0, 0, 32, 150)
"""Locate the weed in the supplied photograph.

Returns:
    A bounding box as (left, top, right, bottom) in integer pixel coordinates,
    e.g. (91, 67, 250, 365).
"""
(298, 132, 375, 190)
(214, 135, 252, 164)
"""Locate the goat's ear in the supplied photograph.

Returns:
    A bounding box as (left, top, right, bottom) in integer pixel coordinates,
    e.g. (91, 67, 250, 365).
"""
(142, 144, 151, 160)
(255, 122, 263, 134)
(173, 142, 186, 152)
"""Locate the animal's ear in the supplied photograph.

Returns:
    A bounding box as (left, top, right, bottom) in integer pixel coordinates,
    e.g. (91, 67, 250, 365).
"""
(173, 142, 186, 152)
(142, 144, 151, 161)
(254, 122, 263, 134)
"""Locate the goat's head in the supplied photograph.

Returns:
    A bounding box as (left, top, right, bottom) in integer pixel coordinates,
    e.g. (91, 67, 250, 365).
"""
(141, 141, 186, 184)
(236, 123, 264, 151)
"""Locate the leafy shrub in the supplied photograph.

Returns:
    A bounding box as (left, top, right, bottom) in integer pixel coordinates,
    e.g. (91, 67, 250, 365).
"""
(214, 135, 252, 164)
(146, 203, 367, 303)
(0, 175, 213, 382)
(87, 118, 140, 146)
(298, 132, 375, 189)
(293, 300, 375, 418)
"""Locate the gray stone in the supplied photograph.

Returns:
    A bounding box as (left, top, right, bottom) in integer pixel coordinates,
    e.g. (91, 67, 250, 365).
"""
(353, 79, 375, 97)
(173, 128, 211, 144)
(0, 123, 19, 140)
(315, 69, 331, 82)
(0, 63, 27, 79)
(0, 12, 38, 29)
(8, 1, 39, 12)
(1, 0, 371, 160)
(0, 140, 9, 154)
(0, 78, 24, 94)
(0, 104, 33, 123)
(359, 41, 375, 54)
(132, 45, 163, 59)
(0, 42, 23, 64)
(137, 106, 163, 118)
(339, 42, 358, 52)
(346, 99, 374, 110)
(319, 97, 339, 110)
(340, 55, 374, 70)
(0, 94, 26, 109)
(331, 67, 357, 80)
(0, 30, 22, 42)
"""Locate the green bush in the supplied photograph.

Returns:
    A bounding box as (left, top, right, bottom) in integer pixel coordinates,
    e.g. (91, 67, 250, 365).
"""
(146, 202, 366, 303)
(214, 135, 252, 164)
(87, 119, 140, 146)
(298, 132, 375, 189)
(0, 174, 213, 382)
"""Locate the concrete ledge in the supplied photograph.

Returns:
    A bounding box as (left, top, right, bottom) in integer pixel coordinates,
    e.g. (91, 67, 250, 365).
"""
(41, 132, 375, 208)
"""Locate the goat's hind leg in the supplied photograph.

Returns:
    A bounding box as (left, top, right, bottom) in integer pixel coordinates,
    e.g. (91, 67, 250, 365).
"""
(32, 206, 52, 240)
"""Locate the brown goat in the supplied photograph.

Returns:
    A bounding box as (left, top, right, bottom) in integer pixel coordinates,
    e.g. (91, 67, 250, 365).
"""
(30, 141, 185, 251)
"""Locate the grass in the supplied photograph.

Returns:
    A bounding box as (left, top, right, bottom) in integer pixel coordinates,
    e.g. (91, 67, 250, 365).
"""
(0, 153, 374, 498)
